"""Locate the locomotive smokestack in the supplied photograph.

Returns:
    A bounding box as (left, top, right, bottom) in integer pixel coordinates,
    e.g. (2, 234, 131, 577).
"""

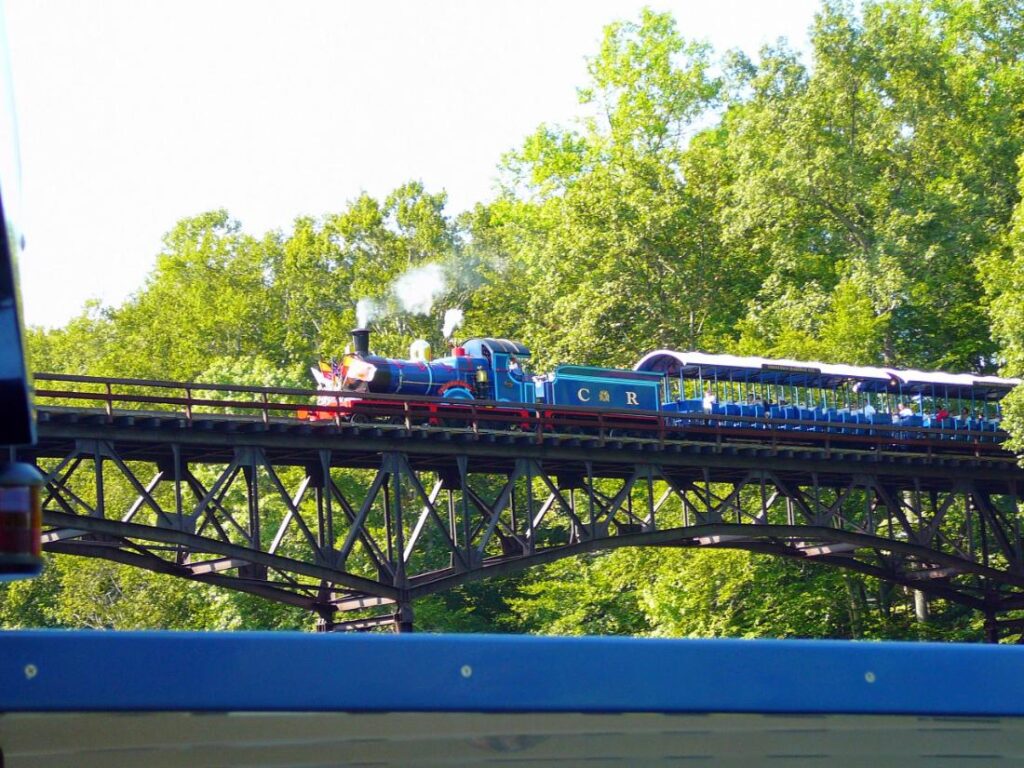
(351, 328, 370, 355)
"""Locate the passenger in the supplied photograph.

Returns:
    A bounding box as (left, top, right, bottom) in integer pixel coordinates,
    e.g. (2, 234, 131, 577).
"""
(746, 393, 756, 405)
(508, 355, 524, 381)
(935, 405, 950, 421)
(702, 389, 717, 413)
(958, 407, 970, 421)
(862, 400, 876, 418)
(897, 402, 913, 418)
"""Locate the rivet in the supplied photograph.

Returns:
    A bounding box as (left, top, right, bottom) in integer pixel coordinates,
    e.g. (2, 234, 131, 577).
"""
(864, 671, 876, 684)
(460, 664, 473, 678)
(24, 664, 37, 680)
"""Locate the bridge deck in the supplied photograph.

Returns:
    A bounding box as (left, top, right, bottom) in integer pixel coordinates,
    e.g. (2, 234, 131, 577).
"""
(30, 406, 1022, 492)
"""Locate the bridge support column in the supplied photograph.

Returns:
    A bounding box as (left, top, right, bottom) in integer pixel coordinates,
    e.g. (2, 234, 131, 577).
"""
(394, 601, 414, 634)
(913, 590, 930, 623)
(984, 611, 999, 644)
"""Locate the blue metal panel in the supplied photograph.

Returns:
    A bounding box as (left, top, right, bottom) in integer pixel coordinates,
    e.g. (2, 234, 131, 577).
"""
(555, 365, 663, 383)
(2, 632, 1024, 716)
(549, 367, 660, 410)
(490, 352, 533, 403)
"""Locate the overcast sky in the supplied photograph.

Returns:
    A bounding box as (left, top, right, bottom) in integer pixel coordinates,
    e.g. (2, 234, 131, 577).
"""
(5, 0, 820, 329)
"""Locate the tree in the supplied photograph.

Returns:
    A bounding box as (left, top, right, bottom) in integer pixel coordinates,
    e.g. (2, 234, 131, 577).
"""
(981, 152, 1024, 456)
(728, 0, 1024, 370)
(473, 10, 757, 369)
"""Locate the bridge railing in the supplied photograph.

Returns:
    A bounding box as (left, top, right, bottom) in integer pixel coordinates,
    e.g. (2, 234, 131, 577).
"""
(31, 372, 1009, 455)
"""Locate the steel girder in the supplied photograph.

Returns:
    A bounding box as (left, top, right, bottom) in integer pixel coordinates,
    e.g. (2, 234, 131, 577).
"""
(20, 410, 1024, 635)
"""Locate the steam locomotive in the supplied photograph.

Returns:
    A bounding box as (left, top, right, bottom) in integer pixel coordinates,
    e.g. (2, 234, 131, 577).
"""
(308, 328, 663, 420)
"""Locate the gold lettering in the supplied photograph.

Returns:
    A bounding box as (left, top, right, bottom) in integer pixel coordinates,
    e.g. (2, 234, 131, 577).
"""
(577, 387, 591, 402)
(599, 390, 611, 403)
(626, 391, 639, 406)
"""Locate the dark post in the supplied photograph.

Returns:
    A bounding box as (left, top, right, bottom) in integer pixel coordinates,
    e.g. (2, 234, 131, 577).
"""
(351, 328, 370, 355)
(984, 611, 1000, 644)
(395, 601, 414, 633)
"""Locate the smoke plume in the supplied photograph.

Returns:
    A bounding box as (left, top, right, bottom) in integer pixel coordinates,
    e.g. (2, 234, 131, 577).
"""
(393, 263, 445, 315)
(356, 255, 484, 328)
(442, 308, 464, 339)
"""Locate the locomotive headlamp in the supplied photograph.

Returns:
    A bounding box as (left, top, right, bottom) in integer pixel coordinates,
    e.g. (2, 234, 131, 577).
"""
(0, 461, 44, 581)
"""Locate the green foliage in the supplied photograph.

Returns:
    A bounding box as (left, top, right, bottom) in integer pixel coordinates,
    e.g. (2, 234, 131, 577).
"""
(414, 578, 527, 633)
(507, 546, 966, 640)
(481, 10, 754, 369)
(508, 550, 654, 636)
(1003, 387, 1024, 457)
(978, 150, 1024, 455)
(728, 0, 1023, 369)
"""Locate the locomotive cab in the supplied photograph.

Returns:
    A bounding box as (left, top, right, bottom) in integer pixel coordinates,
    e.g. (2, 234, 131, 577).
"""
(461, 338, 534, 403)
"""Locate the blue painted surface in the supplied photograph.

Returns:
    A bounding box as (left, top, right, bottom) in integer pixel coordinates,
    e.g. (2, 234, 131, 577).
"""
(489, 352, 534, 403)
(1, 631, 1023, 716)
(547, 366, 661, 410)
(365, 354, 486, 398)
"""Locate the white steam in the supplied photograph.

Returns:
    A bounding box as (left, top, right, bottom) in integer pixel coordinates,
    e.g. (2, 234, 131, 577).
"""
(442, 308, 464, 339)
(356, 297, 382, 328)
(393, 263, 445, 315)
(354, 260, 459, 328)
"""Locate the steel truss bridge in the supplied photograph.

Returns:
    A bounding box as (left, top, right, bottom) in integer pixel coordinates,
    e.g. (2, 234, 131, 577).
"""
(16, 373, 1024, 639)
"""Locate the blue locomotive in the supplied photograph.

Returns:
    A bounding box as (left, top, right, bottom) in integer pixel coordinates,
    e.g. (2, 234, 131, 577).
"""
(312, 328, 663, 414)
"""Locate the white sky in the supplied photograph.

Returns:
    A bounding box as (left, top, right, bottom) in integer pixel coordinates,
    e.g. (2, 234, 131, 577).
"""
(5, 0, 819, 329)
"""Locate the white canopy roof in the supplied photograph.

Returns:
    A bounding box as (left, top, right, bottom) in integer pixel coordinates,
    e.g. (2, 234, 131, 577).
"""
(634, 350, 1021, 399)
